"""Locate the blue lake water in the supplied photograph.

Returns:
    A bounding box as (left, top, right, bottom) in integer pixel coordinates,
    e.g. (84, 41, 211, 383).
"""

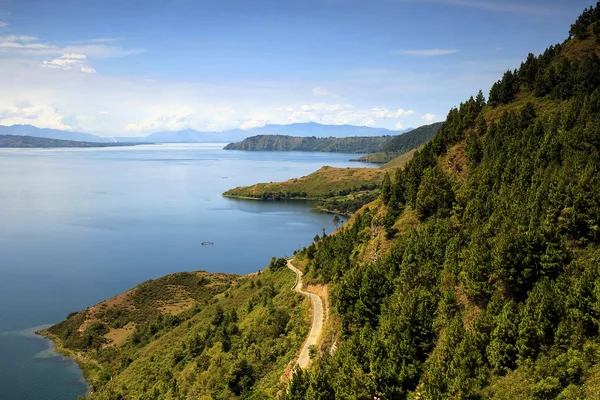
(0, 143, 377, 400)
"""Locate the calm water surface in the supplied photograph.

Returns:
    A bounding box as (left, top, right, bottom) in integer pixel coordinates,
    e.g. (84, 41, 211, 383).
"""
(0, 143, 377, 400)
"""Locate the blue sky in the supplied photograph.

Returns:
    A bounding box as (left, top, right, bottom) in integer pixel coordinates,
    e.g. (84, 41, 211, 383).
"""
(0, 0, 592, 136)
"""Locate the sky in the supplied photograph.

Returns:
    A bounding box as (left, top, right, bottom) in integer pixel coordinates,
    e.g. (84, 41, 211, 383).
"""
(0, 0, 593, 136)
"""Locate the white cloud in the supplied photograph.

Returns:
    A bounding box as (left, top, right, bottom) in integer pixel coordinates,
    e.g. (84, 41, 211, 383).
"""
(370, 107, 415, 118)
(395, 121, 404, 130)
(394, 49, 459, 56)
(423, 113, 437, 122)
(126, 110, 193, 133)
(119, 102, 420, 134)
(0, 35, 142, 60)
(80, 65, 97, 74)
(0, 35, 37, 42)
(0, 25, 441, 136)
(0, 35, 57, 53)
(300, 103, 354, 113)
(41, 53, 97, 74)
(124, 106, 237, 134)
(0, 101, 72, 130)
(268, 103, 417, 128)
(0, 22, 7, 28)
(240, 118, 268, 130)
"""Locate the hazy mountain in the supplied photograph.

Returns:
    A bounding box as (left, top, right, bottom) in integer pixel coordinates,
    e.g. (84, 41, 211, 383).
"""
(0, 125, 111, 143)
(238, 122, 410, 138)
(0, 135, 139, 148)
(0, 123, 411, 144)
(116, 123, 410, 143)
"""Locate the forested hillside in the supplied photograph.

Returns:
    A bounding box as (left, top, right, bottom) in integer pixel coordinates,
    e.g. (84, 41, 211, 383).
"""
(223, 134, 392, 153)
(282, 5, 600, 399)
(42, 267, 309, 399)
(353, 122, 443, 164)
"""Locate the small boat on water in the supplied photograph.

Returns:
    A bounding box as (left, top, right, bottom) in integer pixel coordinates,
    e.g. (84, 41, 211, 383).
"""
(201, 241, 214, 246)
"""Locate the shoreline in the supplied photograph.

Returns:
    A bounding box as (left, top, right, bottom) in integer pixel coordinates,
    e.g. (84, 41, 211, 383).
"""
(223, 194, 352, 216)
(36, 329, 93, 397)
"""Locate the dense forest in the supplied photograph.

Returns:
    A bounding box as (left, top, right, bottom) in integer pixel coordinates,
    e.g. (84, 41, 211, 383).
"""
(380, 122, 442, 153)
(352, 122, 443, 164)
(282, 4, 600, 399)
(223, 135, 393, 153)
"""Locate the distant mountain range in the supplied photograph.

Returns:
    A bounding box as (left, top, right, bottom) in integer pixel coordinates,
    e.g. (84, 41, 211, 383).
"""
(0, 123, 411, 144)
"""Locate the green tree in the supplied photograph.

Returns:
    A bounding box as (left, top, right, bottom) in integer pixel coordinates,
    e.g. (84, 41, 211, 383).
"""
(333, 215, 341, 229)
(415, 166, 455, 220)
(381, 172, 392, 205)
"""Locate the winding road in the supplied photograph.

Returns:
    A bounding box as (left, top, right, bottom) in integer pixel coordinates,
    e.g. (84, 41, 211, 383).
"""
(287, 260, 324, 369)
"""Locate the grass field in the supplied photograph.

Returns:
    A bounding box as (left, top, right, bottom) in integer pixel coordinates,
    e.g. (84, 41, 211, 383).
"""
(223, 166, 385, 200)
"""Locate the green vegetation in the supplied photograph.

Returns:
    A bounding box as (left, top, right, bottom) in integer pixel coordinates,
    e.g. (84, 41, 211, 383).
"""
(0, 135, 137, 148)
(223, 166, 384, 201)
(352, 122, 443, 164)
(43, 5, 600, 399)
(41, 268, 309, 399)
(224, 134, 392, 153)
(351, 123, 442, 165)
(223, 126, 439, 216)
(349, 152, 395, 164)
(317, 190, 380, 216)
(381, 147, 421, 169)
(281, 6, 600, 399)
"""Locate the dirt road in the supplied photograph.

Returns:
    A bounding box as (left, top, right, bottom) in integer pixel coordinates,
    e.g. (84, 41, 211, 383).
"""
(287, 260, 324, 369)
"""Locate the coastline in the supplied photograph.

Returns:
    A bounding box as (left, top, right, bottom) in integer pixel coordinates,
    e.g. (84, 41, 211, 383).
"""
(223, 194, 351, 216)
(36, 329, 93, 397)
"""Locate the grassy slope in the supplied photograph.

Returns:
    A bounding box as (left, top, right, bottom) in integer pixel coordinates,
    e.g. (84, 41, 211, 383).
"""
(41, 267, 309, 399)
(223, 166, 385, 200)
(381, 146, 421, 169)
(351, 151, 399, 164)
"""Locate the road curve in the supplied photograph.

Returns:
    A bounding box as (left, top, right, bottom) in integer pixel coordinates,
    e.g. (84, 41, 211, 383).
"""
(287, 260, 324, 369)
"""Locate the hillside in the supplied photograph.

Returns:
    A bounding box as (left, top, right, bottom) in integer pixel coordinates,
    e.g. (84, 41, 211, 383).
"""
(278, 5, 600, 399)
(42, 5, 600, 399)
(223, 134, 392, 153)
(0, 135, 137, 148)
(352, 122, 443, 164)
(224, 166, 384, 200)
(40, 266, 309, 399)
(221, 127, 433, 215)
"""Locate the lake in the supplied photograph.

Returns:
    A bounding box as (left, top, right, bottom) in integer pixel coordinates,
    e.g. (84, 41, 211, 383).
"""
(0, 143, 377, 400)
